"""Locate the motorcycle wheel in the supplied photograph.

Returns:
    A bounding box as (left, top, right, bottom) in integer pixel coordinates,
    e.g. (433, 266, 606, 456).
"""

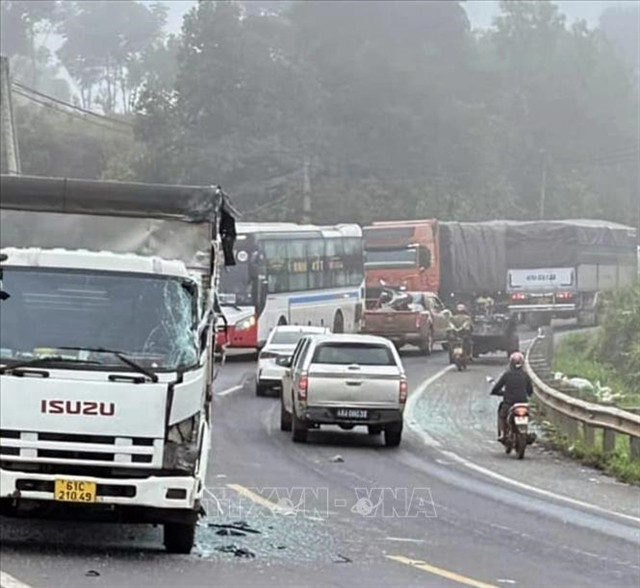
(516, 432, 527, 459)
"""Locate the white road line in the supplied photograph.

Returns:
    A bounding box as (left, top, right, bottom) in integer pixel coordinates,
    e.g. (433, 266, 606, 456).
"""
(404, 360, 640, 527)
(215, 384, 244, 397)
(404, 365, 455, 449)
(0, 570, 33, 588)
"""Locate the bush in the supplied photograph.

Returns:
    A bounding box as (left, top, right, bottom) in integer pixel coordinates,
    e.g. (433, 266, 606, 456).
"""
(593, 283, 640, 393)
(554, 283, 640, 406)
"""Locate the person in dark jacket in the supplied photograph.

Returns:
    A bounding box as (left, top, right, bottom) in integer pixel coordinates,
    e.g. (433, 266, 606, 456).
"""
(490, 351, 533, 441)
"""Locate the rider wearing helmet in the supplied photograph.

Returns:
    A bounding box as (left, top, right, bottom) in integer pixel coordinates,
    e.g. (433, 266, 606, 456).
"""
(449, 303, 473, 359)
(490, 352, 534, 441)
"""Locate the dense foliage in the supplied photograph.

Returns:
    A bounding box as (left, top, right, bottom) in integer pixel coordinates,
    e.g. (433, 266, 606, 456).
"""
(594, 283, 640, 393)
(2, 0, 638, 228)
(555, 282, 640, 403)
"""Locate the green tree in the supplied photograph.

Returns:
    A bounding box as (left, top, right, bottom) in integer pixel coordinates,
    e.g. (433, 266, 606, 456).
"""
(13, 100, 137, 180)
(484, 1, 638, 224)
(57, 1, 168, 113)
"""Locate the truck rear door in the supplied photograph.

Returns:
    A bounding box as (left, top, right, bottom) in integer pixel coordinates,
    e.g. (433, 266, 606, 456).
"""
(306, 342, 402, 408)
(363, 311, 420, 336)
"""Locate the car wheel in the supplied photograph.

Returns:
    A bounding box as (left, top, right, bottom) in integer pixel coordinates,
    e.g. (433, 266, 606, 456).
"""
(384, 422, 402, 447)
(420, 328, 433, 355)
(280, 398, 292, 432)
(256, 382, 267, 397)
(368, 425, 382, 435)
(292, 408, 308, 443)
(163, 522, 196, 554)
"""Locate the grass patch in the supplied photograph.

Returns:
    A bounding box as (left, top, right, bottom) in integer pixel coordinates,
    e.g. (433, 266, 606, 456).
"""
(534, 405, 640, 485)
(554, 333, 639, 409)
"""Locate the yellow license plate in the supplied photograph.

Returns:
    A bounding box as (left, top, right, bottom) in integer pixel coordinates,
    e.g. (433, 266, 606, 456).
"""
(54, 479, 97, 503)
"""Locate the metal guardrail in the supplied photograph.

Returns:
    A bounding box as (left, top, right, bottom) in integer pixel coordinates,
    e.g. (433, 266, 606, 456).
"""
(524, 327, 640, 461)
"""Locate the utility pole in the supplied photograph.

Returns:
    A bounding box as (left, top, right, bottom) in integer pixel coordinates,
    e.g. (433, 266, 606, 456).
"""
(302, 156, 311, 224)
(0, 56, 21, 175)
(539, 149, 547, 220)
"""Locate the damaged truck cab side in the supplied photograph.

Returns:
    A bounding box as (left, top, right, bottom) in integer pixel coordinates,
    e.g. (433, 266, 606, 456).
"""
(0, 175, 237, 553)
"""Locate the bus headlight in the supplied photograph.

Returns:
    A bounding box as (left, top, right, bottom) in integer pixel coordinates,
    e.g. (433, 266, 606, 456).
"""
(236, 316, 256, 331)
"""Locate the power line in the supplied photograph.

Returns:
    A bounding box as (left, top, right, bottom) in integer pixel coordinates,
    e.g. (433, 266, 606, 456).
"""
(245, 193, 291, 217)
(12, 87, 133, 135)
(12, 81, 134, 128)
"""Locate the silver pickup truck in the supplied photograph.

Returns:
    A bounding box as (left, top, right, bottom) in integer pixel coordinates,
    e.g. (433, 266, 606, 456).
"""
(278, 334, 407, 447)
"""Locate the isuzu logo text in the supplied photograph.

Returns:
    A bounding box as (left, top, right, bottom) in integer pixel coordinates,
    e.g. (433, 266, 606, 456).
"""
(41, 400, 116, 416)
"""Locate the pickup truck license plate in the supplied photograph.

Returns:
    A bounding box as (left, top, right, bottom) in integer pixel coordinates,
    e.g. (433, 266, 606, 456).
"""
(54, 479, 97, 503)
(336, 408, 368, 420)
(514, 416, 528, 425)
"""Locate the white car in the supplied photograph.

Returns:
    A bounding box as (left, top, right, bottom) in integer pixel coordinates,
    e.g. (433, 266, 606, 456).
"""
(279, 334, 407, 446)
(256, 325, 330, 396)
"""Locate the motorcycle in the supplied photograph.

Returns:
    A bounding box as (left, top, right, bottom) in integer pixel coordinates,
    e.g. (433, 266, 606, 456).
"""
(487, 377, 537, 459)
(447, 328, 469, 371)
(503, 403, 531, 459)
(376, 280, 413, 311)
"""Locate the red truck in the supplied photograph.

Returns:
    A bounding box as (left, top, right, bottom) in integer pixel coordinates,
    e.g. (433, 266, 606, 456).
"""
(362, 220, 518, 357)
(363, 220, 440, 307)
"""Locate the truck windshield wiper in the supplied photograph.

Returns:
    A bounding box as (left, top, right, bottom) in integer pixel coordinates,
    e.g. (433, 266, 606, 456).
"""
(59, 347, 159, 383)
(0, 355, 102, 374)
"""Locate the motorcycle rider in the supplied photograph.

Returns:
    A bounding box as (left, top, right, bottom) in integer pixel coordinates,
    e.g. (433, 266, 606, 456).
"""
(449, 303, 473, 360)
(490, 351, 534, 442)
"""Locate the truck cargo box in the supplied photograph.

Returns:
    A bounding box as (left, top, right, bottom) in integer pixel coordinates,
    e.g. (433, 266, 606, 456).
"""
(438, 221, 514, 296)
(505, 220, 637, 269)
(505, 220, 637, 293)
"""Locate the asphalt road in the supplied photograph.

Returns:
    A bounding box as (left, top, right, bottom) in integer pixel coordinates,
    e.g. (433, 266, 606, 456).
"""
(1, 328, 639, 588)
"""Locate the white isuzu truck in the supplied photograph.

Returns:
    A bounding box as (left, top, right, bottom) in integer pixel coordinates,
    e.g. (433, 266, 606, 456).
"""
(0, 174, 237, 553)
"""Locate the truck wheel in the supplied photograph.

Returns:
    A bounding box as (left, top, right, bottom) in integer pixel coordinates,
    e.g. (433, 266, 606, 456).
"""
(164, 522, 196, 554)
(384, 422, 403, 447)
(292, 409, 308, 443)
(256, 382, 267, 397)
(280, 398, 292, 432)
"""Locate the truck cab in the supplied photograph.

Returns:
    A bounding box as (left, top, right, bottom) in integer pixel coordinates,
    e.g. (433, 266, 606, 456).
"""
(0, 175, 236, 553)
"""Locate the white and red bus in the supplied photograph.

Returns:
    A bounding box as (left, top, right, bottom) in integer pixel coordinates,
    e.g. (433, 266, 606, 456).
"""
(216, 223, 365, 349)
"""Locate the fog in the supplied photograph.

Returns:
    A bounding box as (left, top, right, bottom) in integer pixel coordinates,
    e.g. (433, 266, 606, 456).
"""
(1, 0, 638, 231)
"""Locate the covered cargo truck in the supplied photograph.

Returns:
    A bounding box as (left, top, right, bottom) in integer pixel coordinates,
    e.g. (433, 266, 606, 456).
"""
(439, 221, 519, 356)
(505, 220, 637, 327)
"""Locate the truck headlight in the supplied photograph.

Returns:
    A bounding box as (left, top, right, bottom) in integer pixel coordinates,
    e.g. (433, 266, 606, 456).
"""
(164, 413, 200, 472)
(236, 316, 256, 331)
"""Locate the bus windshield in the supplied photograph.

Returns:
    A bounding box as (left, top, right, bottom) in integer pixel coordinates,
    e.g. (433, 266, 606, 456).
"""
(219, 264, 254, 306)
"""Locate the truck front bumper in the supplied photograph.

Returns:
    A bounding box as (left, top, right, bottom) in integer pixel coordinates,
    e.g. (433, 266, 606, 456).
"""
(0, 468, 202, 517)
